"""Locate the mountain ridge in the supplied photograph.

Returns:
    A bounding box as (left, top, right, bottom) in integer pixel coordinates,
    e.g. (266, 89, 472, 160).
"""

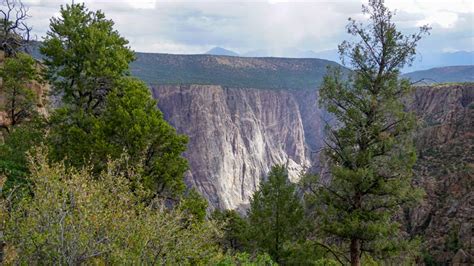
(402, 65, 474, 84)
(130, 52, 341, 90)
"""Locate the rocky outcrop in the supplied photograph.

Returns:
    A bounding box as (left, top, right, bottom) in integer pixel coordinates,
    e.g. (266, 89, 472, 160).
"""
(152, 85, 323, 210)
(407, 84, 473, 264)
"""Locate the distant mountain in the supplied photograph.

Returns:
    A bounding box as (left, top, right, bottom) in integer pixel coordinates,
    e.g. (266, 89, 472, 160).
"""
(130, 53, 341, 89)
(403, 65, 474, 84)
(404, 51, 474, 72)
(205, 47, 239, 56)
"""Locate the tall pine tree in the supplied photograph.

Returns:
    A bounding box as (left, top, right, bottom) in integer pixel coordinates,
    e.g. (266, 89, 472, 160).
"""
(317, 1, 429, 265)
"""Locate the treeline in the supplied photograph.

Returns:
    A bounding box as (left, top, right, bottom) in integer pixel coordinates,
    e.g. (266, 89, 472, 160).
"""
(0, 0, 430, 265)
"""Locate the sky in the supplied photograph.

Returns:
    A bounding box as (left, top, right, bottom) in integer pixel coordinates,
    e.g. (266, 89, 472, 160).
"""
(20, 0, 474, 57)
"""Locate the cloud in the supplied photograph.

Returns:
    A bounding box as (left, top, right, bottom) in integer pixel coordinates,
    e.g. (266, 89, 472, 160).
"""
(15, 0, 474, 55)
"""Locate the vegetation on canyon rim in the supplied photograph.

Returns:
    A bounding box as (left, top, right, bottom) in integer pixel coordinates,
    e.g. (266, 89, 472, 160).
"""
(0, 0, 433, 264)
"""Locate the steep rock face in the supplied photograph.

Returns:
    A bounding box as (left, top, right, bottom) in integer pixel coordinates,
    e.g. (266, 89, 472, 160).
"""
(407, 84, 473, 264)
(151, 85, 323, 210)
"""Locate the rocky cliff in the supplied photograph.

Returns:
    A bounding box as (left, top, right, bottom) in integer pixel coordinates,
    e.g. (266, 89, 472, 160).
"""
(152, 85, 324, 210)
(407, 84, 473, 264)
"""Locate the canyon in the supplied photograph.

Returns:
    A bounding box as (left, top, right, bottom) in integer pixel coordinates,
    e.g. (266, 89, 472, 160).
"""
(133, 54, 472, 263)
(151, 81, 473, 264)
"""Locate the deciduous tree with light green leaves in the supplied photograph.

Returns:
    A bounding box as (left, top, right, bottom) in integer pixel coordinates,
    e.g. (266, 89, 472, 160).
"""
(2, 148, 220, 264)
(316, 0, 430, 265)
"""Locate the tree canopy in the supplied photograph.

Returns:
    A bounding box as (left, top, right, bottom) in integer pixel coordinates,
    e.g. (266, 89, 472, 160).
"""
(40, 3, 134, 113)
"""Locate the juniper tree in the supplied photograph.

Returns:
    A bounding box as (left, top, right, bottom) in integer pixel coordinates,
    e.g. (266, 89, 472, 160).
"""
(317, 1, 429, 265)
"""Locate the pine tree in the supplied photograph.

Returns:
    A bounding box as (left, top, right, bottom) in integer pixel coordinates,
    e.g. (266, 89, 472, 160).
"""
(247, 165, 304, 264)
(317, 1, 429, 265)
(211, 209, 249, 252)
(40, 3, 134, 113)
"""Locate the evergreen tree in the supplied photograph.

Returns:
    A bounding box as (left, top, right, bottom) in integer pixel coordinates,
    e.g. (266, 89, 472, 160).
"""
(0, 52, 39, 133)
(40, 3, 134, 113)
(101, 77, 188, 197)
(179, 188, 209, 223)
(316, 1, 429, 265)
(47, 77, 189, 198)
(247, 165, 304, 264)
(0, 119, 45, 199)
(211, 209, 249, 253)
(41, 4, 189, 198)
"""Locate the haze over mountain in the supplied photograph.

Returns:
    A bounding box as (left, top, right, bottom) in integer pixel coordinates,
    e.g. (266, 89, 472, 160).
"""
(403, 65, 474, 84)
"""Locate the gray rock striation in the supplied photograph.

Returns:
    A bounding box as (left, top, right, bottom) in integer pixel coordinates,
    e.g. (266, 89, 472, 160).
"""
(151, 85, 324, 210)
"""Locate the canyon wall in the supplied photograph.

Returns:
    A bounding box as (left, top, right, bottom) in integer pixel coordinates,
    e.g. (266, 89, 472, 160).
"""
(151, 85, 324, 210)
(152, 83, 473, 263)
(407, 84, 473, 264)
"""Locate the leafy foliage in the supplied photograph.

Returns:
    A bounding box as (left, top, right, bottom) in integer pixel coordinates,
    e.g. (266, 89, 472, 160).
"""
(316, 0, 430, 264)
(215, 252, 275, 266)
(2, 149, 220, 264)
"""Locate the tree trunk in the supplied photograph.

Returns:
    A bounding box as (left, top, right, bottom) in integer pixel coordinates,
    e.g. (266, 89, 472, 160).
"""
(350, 238, 361, 266)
